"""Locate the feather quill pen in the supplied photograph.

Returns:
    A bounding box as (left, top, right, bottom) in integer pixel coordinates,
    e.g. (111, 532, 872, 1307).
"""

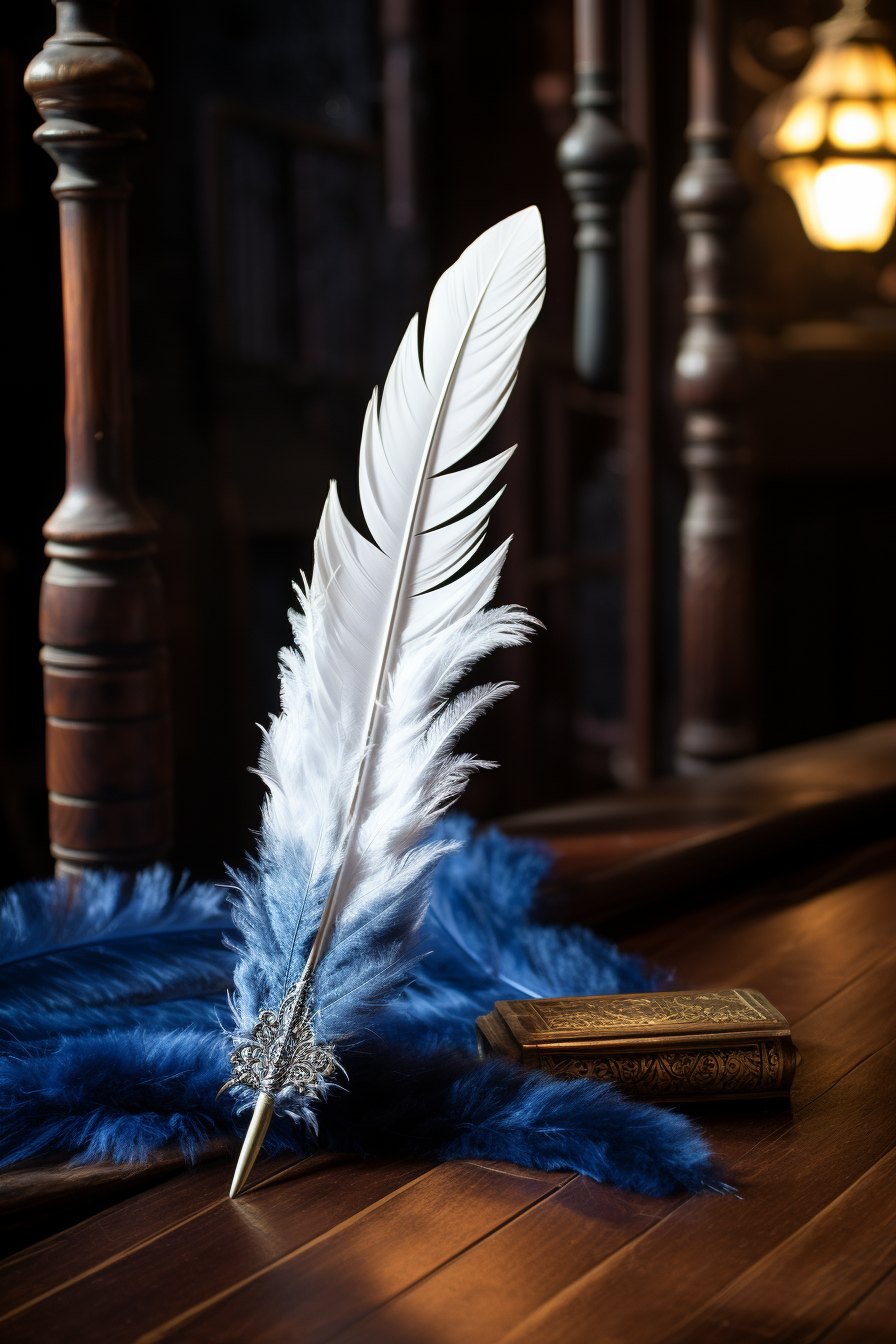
(225, 208, 547, 1194)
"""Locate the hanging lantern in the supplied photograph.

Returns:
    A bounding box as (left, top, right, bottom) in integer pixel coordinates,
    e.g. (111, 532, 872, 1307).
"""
(759, 1, 896, 252)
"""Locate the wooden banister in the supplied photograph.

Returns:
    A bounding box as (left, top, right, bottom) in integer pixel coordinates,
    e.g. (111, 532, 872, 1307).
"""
(557, 0, 639, 391)
(672, 0, 754, 775)
(25, 1, 173, 875)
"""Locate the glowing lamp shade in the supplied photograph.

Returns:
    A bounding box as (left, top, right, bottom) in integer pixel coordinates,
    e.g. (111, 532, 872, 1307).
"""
(762, 23, 896, 252)
(772, 157, 896, 251)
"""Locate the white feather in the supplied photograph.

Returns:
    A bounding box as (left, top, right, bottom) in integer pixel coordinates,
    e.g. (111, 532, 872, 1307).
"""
(260, 206, 546, 976)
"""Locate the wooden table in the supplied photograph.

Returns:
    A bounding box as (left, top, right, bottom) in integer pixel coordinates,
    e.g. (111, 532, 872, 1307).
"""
(2, 823, 895, 1341)
(503, 720, 896, 922)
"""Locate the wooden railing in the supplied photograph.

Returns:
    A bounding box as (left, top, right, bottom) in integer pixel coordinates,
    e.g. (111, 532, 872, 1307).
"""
(25, 1, 172, 876)
(672, 0, 754, 774)
(19, 0, 759, 874)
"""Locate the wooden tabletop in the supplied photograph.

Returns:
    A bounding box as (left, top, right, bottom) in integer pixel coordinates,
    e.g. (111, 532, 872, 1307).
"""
(2, 828, 896, 1342)
(502, 720, 896, 921)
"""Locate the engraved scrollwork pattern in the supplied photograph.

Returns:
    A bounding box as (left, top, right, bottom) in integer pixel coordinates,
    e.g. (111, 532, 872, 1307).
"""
(529, 989, 769, 1032)
(220, 978, 340, 1106)
(542, 1043, 774, 1096)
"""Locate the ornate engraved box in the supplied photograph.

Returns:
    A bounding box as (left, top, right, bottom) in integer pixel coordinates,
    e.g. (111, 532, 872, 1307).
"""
(475, 989, 798, 1102)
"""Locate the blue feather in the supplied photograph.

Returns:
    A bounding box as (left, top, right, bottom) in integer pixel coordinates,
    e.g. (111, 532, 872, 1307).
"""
(321, 1038, 721, 1198)
(226, 834, 449, 1051)
(0, 1029, 233, 1166)
(0, 828, 727, 1196)
(0, 866, 233, 1042)
(382, 817, 660, 1049)
(0, 1029, 721, 1196)
(0, 863, 231, 963)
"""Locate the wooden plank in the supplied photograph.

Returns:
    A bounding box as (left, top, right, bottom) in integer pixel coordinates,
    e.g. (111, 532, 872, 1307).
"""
(1, 1156, 435, 1343)
(505, 721, 896, 838)
(0, 1144, 229, 1263)
(669, 870, 896, 1024)
(499, 721, 896, 920)
(498, 1038, 896, 1344)
(331, 1179, 686, 1344)
(662, 1145, 896, 1344)
(138, 1161, 570, 1344)
(788, 947, 896, 1110)
(548, 828, 708, 877)
(323, 1119, 779, 1344)
(548, 794, 896, 926)
(627, 839, 896, 964)
(0, 1152, 305, 1320)
(637, 865, 896, 1027)
(328, 938, 896, 1344)
(821, 1265, 896, 1344)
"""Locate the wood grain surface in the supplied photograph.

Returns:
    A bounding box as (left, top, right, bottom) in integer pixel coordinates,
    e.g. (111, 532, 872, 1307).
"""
(2, 831, 895, 1342)
(820, 1266, 896, 1344)
(501, 721, 896, 921)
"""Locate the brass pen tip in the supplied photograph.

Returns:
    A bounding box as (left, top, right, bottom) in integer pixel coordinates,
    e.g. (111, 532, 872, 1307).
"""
(230, 1092, 275, 1198)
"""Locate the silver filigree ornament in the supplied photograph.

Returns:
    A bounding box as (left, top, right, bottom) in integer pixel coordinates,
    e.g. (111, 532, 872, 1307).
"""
(219, 977, 341, 1114)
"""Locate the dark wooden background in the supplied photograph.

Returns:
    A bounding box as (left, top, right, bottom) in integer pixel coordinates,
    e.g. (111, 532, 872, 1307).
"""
(2, 0, 896, 886)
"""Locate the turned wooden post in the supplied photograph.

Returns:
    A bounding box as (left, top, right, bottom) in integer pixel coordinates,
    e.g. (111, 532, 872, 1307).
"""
(381, 0, 417, 231)
(25, 1, 173, 874)
(557, 0, 638, 390)
(672, 0, 754, 775)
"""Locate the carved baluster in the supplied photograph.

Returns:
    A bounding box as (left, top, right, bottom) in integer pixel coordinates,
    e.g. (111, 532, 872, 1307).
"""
(381, 0, 417, 231)
(557, 0, 638, 390)
(672, 0, 754, 775)
(25, 1, 173, 874)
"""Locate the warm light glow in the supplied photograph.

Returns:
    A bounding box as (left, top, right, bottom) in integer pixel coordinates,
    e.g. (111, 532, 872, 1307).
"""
(883, 100, 896, 151)
(776, 97, 826, 153)
(772, 157, 896, 251)
(828, 100, 883, 148)
(800, 41, 896, 101)
(763, 29, 896, 251)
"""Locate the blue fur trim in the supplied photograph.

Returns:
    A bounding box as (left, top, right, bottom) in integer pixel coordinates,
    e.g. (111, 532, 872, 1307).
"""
(0, 825, 725, 1196)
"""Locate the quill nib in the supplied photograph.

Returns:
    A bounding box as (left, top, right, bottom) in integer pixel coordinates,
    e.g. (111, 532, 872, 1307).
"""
(230, 1093, 274, 1197)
